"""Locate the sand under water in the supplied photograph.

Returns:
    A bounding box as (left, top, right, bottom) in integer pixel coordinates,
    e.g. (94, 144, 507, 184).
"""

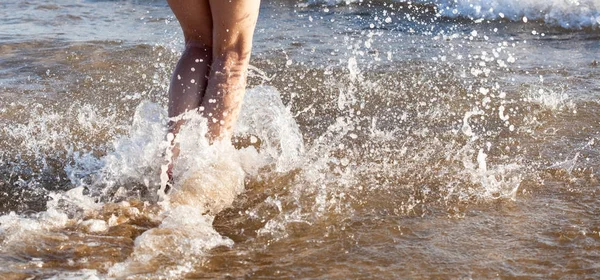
(1, 0, 600, 278)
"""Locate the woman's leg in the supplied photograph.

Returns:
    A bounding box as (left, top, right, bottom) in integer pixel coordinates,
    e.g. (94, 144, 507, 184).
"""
(165, 0, 213, 184)
(202, 0, 261, 140)
(166, 0, 213, 126)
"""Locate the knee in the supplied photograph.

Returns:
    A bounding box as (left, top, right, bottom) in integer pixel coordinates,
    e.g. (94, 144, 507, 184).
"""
(213, 33, 253, 64)
(185, 38, 212, 50)
(183, 30, 213, 49)
(215, 50, 251, 72)
(183, 39, 212, 61)
(212, 48, 252, 76)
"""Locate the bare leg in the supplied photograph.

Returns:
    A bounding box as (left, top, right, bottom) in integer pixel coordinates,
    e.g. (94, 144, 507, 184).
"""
(167, 0, 213, 120)
(166, 0, 213, 184)
(164, 0, 260, 189)
(168, 42, 212, 129)
(203, 0, 261, 141)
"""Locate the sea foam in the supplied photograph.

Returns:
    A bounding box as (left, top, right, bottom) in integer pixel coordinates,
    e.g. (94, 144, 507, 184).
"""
(306, 0, 600, 29)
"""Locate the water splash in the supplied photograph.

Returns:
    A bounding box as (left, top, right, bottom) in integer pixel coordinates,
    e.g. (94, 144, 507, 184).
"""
(0, 85, 308, 277)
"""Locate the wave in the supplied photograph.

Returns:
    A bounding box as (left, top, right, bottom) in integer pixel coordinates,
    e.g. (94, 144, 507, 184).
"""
(305, 0, 600, 29)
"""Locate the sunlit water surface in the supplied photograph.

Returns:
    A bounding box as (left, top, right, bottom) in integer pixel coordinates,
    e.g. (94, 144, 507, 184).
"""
(1, 0, 600, 278)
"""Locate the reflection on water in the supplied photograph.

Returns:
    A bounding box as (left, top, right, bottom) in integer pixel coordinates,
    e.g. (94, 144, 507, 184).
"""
(1, 0, 600, 278)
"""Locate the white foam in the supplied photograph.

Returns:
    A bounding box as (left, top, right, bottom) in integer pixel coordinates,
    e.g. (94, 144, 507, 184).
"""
(2, 102, 121, 177)
(526, 87, 574, 111)
(104, 86, 304, 276)
(306, 0, 600, 29)
(432, 0, 600, 29)
(168, 131, 248, 214)
(456, 145, 523, 200)
(94, 101, 169, 194)
(107, 205, 233, 278)
(1, 84, 307, 277)
(46, 269, 101, 280)
(236, 86, 305, 173)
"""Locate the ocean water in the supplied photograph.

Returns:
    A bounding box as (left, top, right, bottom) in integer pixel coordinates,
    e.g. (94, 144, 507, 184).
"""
(1, 0, 600, 278)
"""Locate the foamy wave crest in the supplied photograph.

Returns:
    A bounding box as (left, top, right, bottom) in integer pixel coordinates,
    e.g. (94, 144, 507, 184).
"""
(434, 0, 600, 29)
(304, 0, 600, 29)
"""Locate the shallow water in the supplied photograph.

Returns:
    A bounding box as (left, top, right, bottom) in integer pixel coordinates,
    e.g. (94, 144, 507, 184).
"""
(1, 0, 600, 278)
